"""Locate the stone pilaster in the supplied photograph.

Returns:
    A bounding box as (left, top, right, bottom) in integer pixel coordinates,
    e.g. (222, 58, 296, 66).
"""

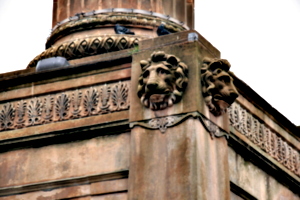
(128, 31, 238, 199)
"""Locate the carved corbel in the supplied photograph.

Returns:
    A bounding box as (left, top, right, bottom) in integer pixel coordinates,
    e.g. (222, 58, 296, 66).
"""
(201, 57, 239, 116)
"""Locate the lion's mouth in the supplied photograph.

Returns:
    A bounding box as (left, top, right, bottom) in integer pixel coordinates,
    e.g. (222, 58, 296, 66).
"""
(149, 94, 168, 103)
(214, 92, 238, 105)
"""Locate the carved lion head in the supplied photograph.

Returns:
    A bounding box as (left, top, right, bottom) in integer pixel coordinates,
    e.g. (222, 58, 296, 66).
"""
(201, 57, 238, 116)
(137, 51, 188, 110)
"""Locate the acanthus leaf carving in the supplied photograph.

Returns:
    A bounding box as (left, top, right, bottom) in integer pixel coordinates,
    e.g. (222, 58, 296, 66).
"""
(16, 100, 27, 128)
(100, 84, 111, 113)
(28, 98, 43, 126)
(112, 82, 129, 111)
(0, 103, 15, 131)
(44, 95, 54, 123)
(0, 81, 130, 132)
(83, 87, 99, 116)
(55, 93, 70, 121)
(72, 89, 82, 118)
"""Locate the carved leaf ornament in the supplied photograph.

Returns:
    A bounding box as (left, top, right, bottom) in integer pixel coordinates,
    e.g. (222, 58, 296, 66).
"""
(0, 81, 129, 131)
(0, 103, 15, 131)
(228, 102, 300, 177)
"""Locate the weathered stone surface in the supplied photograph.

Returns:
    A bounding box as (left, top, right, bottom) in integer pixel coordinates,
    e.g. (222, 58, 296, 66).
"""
(228, 146, 300, 200)
(0, 179, 127, 200)
(128, 118, 230, 200)
(52, 0, 193, 29)
(92, 192, 127, 200)
(0, 133, 130, 188)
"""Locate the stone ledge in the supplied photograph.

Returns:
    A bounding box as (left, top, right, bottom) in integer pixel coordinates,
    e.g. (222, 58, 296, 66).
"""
(0, 171, 128, 197)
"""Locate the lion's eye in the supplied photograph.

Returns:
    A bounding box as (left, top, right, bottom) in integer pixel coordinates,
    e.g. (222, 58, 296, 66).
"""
(143, 70, 149, 78)
(219, 75, 231, 83)
(157, 68, 170, 75)
(214, 68, 222, 74)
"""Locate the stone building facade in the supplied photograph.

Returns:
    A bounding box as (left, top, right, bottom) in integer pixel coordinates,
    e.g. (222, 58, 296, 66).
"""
(0, 0, 299, 199)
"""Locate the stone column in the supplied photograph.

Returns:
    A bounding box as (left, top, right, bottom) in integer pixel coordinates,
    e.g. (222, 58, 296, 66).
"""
(52, 0, 194, 29)
(128, 31, 238, 200)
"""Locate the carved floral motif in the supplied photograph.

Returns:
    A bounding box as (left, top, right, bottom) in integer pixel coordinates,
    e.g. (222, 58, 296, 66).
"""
(148, 116, 177, 133)
(16, 100, 27, 128)
(112, 82, 129, 111)
(44, 95, 54, 123)
(28, 98, 43, 126)
(228, 102, 300, 177)
(55, 93, 70, 121)
(100, 84, 111, 113)
(0, 81, 129, 132)
(137, 51, 188, 110)
(201, 58, 238, 116)
(83, 87, 99, 116)
(0, 103, 15, 131)
(72, 90, 82, 118)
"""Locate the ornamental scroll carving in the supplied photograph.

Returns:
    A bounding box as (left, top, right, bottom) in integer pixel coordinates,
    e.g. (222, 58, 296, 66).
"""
(137, 51, 188, 110)
(0, 81, 129, 132)
(130, 112, 228, 139)
(201, 58, 238, 116)
(228, 102, 300, 177)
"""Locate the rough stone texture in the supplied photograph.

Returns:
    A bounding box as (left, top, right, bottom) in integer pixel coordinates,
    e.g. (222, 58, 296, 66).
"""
(129, 118, 230, 200)
(0, 133, 130, 188)
(228, 146, 300, 200)
(0, 179, 128, 200)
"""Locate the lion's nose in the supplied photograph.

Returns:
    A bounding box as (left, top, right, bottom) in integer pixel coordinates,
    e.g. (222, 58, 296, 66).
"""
(146, 82, 158, 91)
(230, 92, 238, 99)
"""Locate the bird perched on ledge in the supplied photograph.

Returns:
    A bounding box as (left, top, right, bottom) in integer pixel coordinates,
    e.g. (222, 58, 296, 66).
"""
(114, 24, 135, 35)
(157, 24, 171, 36)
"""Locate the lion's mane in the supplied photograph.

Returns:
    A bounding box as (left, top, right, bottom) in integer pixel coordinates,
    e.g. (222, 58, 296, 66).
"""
(137, 51, 188, 110)
(201, 57, 238, 116)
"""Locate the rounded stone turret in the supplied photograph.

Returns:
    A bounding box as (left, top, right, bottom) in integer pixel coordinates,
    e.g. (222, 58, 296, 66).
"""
(27, 0, 194, 68)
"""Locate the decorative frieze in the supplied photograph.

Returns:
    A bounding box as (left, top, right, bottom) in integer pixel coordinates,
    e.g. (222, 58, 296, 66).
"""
(228, 102, 300, 177)
(0, 81, 130, 132)
(28, 35, 142, 68)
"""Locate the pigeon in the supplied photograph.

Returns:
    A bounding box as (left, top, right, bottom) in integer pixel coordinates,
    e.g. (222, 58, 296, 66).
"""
(157, 24, 171, 36)
(114, 24, 135, 35)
